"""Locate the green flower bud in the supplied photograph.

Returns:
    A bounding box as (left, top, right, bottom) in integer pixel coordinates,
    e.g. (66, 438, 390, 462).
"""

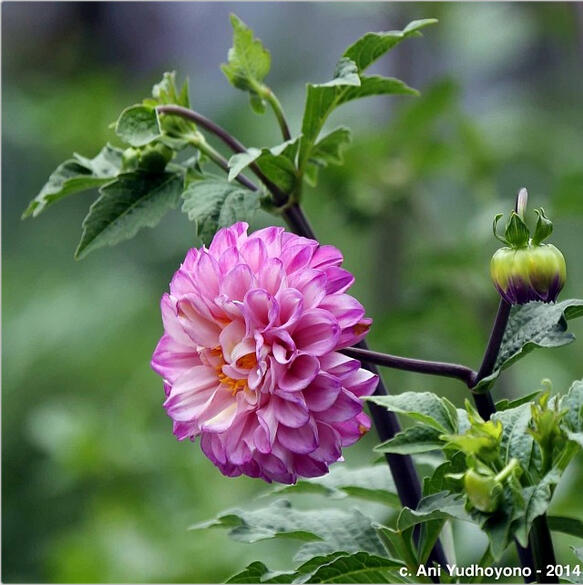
(490, 243, 566, 304)
(138, 143, 174, 173)
(122, 147, 140, 171)
(464, 469, 502, 513)
(491, 195, 566, 304)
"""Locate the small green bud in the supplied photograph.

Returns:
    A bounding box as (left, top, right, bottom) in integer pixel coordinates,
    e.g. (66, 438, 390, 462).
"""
(464, 469, 502, 513)
(138, 143, 174, 173)
(122, 147, 140, 171)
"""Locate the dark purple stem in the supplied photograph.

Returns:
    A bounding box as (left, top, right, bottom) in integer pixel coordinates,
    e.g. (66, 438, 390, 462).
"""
(342, 346, 478, 387)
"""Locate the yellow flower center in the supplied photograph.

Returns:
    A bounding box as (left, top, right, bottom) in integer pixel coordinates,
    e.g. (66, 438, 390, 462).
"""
(212, 348, 258, 396)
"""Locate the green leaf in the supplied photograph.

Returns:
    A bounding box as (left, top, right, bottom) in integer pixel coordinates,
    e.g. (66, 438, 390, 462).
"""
(228, 138, 300, 194)
(181, 177, 260, 245)
(305, 127, 352, 187)
(303, 552, 404, 584)
(562, 379, 583, 433)
(75, 172, 182, 259)
(269, 464, 399, 507)
(495, 390, 542, 411)
(474, 299, 583, 392)
(367, 392, 458, 433)
(343, 19, 438, 72)
(374, 424, 444, 455)
(23, 145, 122, 218)
(150, 71, 190, 108)
(226, 562, 295, 584)
(115, 105, 161, 147)
(300, 71, 416, 169)
(222, 14, 271, 94)
(192, 500, 387, 562)
(515, 469, 561, 547)
(547, 516, 583, 539)
(493, 403, 535, 470)
(397, 492, 468, 531)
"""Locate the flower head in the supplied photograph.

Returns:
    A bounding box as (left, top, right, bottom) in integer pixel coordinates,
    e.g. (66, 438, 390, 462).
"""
(151, 222, 377, 483)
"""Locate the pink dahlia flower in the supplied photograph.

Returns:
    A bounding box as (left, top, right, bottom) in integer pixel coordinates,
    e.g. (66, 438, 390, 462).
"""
(151, 222, 377, 483)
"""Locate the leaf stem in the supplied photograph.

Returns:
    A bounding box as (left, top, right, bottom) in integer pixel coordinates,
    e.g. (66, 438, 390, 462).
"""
(189, 137, 259, 193)
(341, 346, 478, 387)
(157, 105, 288, 204)
(263, 88, 292, 141)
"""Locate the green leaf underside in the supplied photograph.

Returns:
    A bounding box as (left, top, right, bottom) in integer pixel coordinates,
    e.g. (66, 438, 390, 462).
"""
(493, 403, 535, 469)
(181, 177, 260, 245)
(474, 299, 583, 391)
(191, 500, 386, 562)
(222, 13, 271, 93)
(115, 105, 161, 147)
(367, 391, 457, 433)
(227, 552, 404, 585)
(75, 172, 182, 259)
(562, 379, 583, 433)
(495, 390, 542, 411)
(23, 145, 123, 218)
(374, 424, 444, 455)
(548, 515, 583, 539)
(269, 464, 399, 507)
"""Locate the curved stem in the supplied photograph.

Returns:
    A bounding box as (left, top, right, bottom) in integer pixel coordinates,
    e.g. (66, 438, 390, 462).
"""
(264, 89, 292, 141)
(341, 346, 478, 387)
(192, 139, 258, 193)
(157, 105, 288, 205)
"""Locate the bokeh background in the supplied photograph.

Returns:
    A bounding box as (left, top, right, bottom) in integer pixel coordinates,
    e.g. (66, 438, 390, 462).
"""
(3, 2, 583, 582)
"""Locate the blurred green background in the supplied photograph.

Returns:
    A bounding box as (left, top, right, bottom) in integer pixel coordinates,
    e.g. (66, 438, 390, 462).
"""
(3, 2, 583, 582)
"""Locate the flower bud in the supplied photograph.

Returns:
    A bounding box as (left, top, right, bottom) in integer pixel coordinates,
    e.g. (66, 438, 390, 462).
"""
(491, 201, 566, 304)
(464, 469, 502, 513)
(139, 143, 174, 173)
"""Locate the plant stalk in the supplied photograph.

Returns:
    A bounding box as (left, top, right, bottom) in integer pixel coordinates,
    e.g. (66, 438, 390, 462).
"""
(263, 88, 292, 141)
(342, 346, 478, 387)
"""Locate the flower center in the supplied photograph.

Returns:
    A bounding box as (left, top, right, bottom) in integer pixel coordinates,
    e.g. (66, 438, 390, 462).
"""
(210, 348, 258, 396)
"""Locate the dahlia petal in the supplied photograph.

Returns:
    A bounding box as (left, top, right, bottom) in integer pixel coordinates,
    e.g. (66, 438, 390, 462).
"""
(209, 226, 238, 256)
(310, 244, 343, 269)
(292, 309, 340, 356)
(151, 333, 201, 383)
(281, 243, 314, 274)
(318, 352, 361, 378)
(200, 432, 228, 465)
(176, 296, 221, 347)
(258, 258, 286, 296)
(218, 246, 242, 274)
(181, 248, 200, 271)
(278, 418, 319, 454)
(288, 269, 327, 308)
(272, 394, 310, 428)
(303, 372, 342, 411)
(257, 401, 279, 451)
(310, 423, 342, 462)
(319, 294, 365, 329)
(221, 264, 254, 302)
(243, 289, 279, 332)
(240, 237, 268, 273)
(251, 226, 284, 256)
(173, 420, 197, 441)
(334, 412, 371, 447)
(293, 454, 329, 478)
(160, 294, 194, 346)
(343, 369, 379, 397)
(324, 267, 355, 294)
(277, 354, 320, 392)
(270, 330, 297, 365)
(315, 389, 362, 423)
(219, 320, 246, 362)
(193, 252, 221, 299)
(255, 451, 294, 484)
(170, 268, 196, 296)
(275, 288, 304, 328)
(200, 399, 239, 433)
